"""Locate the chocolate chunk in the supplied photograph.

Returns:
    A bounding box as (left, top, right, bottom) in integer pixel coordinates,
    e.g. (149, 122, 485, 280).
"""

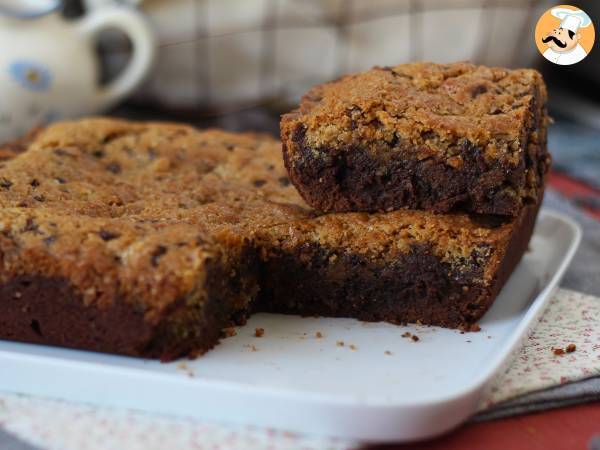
(98, 230, 120, 241)
(22, 217, 41, 234)
(471, 84, 488, 98)
(43, 235, 56, 246)
(151, 245, 167, 267)
(106, 162, 122, 174)
(0, 177, 12, 189)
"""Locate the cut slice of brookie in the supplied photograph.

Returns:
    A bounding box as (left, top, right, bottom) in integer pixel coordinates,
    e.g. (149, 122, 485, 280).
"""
(281, 62, 550, 216)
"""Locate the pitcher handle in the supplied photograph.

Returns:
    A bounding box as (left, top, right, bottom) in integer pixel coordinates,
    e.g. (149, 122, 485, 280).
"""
(77, 6, 155, 110)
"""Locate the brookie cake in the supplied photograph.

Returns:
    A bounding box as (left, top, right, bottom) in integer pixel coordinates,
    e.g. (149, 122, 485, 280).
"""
(0, 118, 542, 359)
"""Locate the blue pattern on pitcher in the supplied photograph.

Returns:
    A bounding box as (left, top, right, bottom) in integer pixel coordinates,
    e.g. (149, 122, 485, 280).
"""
(8, 60, 52, 92)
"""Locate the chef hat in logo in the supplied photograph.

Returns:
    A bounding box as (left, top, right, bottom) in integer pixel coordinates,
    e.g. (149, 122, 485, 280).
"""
(551, 7, 592, 33)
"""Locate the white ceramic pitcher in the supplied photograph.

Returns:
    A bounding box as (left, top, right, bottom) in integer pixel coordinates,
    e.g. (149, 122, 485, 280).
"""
(0, 0, 155, 142)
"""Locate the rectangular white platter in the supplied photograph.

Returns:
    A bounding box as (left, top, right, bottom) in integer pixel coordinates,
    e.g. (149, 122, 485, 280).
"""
(0, 209, 581, 443)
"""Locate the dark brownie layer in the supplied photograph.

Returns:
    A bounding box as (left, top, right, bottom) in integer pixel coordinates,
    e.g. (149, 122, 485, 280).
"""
(281, 62, 550, 216)
(257, 243, 488, 327)
(0, 246, 258, 361)
(284, 128, 547, 215)
(257, 200, 539, 327)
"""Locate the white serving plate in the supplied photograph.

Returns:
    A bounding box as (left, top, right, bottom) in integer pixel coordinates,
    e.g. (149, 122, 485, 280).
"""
(0, 209, 581, 443)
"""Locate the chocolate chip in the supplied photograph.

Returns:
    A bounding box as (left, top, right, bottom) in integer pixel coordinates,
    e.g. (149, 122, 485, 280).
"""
(292, 124, 307, 145)
(0, 177, 12, 189)
(43, 235, 56, 246)
(98, 230, 120, 241)
(225, 144, 235, 152)
(278, 176, 290, 187)
(105, 162, 122, 174)
(53, 149, 70, 157)
(30, 179, 40, 188)
(33, 194, 45, 202)
(420, 130, 437, 140)
(252, 179, 266, 188)
(22, 217, 41, 234)
(100, 131, 128, 145)
(151, 245, 167, 267)
(147, 147, 157, 160)
(471, 84, 488, 98)
(30, 319, 42, 336)
(92, 149, 105, 158)
(378, 66, 413, 79)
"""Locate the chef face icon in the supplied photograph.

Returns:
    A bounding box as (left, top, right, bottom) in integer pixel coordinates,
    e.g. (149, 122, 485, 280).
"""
(535, 6, 595, 66)
(542, 27, 580, 53)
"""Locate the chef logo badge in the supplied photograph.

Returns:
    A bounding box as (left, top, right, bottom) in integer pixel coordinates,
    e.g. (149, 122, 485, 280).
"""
(535, 5, 595, 65)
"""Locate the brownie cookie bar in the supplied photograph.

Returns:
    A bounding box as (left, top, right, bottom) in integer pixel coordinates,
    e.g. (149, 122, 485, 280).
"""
(0, 119, 540, 360)
(257, 204, 538, 328)
(281, 62, 550, 216)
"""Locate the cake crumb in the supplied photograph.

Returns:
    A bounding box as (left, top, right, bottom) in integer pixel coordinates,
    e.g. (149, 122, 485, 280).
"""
(349, 344, 357, 351)
(411, 335, 420, 342)
(254, 327, 265, 337)
(336, 340, 345, 347)
(469, 324, 482, 332)
(384, 350, 392, 356)
(402, 332, 412, 338)
(176, 362, 194, 377)
(244, 344, 258, 352)
(223, 327, 237, 337)
(553, 347, 565, 356)
(315, 331, 323, 338)
(566, 343, 577, 353)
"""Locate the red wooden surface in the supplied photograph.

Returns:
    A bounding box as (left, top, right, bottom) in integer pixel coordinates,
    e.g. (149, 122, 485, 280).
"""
(549, 171, 600, 220)
(369, 402, 600, 450)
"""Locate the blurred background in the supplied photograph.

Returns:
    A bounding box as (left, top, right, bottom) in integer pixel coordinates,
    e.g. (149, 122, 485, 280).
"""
(1, 0, 599, 217)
